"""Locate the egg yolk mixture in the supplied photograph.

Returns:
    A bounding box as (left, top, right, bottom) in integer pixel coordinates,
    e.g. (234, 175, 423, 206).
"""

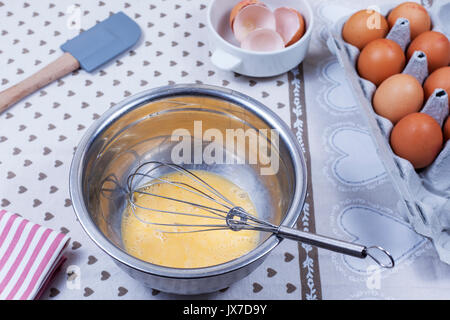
(121, 170, 260, 268)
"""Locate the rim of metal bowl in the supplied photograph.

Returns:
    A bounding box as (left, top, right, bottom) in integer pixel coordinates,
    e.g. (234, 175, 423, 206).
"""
(69, 84, 307, 280)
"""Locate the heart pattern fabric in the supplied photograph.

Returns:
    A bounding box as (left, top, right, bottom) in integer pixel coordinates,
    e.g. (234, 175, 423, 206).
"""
(328, 127, 387, 186)
(338, 205, 426, 273)
(316, 60, 358, 113)
(0, 0, 299, 300)
(2, 0, 450, 300)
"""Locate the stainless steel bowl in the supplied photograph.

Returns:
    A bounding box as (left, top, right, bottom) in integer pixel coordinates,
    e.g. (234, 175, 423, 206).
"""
(69, 84, 307, 295)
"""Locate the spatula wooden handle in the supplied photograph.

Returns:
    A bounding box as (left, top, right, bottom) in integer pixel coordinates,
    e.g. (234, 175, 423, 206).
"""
(0, 52, 80, 114)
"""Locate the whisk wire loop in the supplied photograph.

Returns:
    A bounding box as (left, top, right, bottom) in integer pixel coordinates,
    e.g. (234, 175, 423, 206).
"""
(126, 161, 258, 232)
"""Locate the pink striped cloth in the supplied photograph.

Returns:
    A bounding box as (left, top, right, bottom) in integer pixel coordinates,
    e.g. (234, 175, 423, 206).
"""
(0, 210, 69, 300)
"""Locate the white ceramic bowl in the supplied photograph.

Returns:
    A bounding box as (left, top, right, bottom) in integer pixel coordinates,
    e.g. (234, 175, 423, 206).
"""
(207, 0, 314, 77)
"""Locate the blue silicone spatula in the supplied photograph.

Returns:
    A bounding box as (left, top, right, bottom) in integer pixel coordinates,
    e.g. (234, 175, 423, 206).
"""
(0, 11, 141, 114)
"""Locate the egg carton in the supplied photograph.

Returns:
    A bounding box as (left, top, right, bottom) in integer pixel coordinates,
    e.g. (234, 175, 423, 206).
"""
(326, 1, 450, 264)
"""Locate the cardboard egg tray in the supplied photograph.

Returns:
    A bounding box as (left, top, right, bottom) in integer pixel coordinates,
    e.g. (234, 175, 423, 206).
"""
(327, 1, 450, 264)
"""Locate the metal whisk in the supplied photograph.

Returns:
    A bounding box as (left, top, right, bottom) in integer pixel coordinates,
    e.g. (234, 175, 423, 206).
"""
(126, 161, 395, 269)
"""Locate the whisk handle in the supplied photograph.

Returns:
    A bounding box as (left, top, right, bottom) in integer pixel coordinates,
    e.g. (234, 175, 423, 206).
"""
(276, 226, 395, 268)
(277, 226, 365, 257)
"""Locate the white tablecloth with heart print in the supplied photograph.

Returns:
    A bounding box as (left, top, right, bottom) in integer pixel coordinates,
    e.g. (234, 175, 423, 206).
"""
(0, 0, 449, 300)
(306, 0, 450, 299)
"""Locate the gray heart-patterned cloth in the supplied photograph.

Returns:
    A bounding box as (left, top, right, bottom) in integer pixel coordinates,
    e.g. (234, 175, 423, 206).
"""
(0, 0, 304, 300)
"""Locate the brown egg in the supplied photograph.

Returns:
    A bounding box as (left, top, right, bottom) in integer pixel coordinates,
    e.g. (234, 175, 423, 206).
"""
(407, 31, 450, 73)
(358, 39, 406, 86)
(445, 117, 450, 141)
(373, 74, 424, 124)
(390, 113, 443, 169)
(388, 2, 431, 40)
(424, 66, 450, 103)
(343, 10, 389, 50)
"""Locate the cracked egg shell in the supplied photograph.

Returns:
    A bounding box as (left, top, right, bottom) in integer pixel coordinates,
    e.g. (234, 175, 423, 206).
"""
(241, 28, 285, 52)
(229, 0, 263, 31)
(233, 4, 276, 43)
(274, 7, 306, 47)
